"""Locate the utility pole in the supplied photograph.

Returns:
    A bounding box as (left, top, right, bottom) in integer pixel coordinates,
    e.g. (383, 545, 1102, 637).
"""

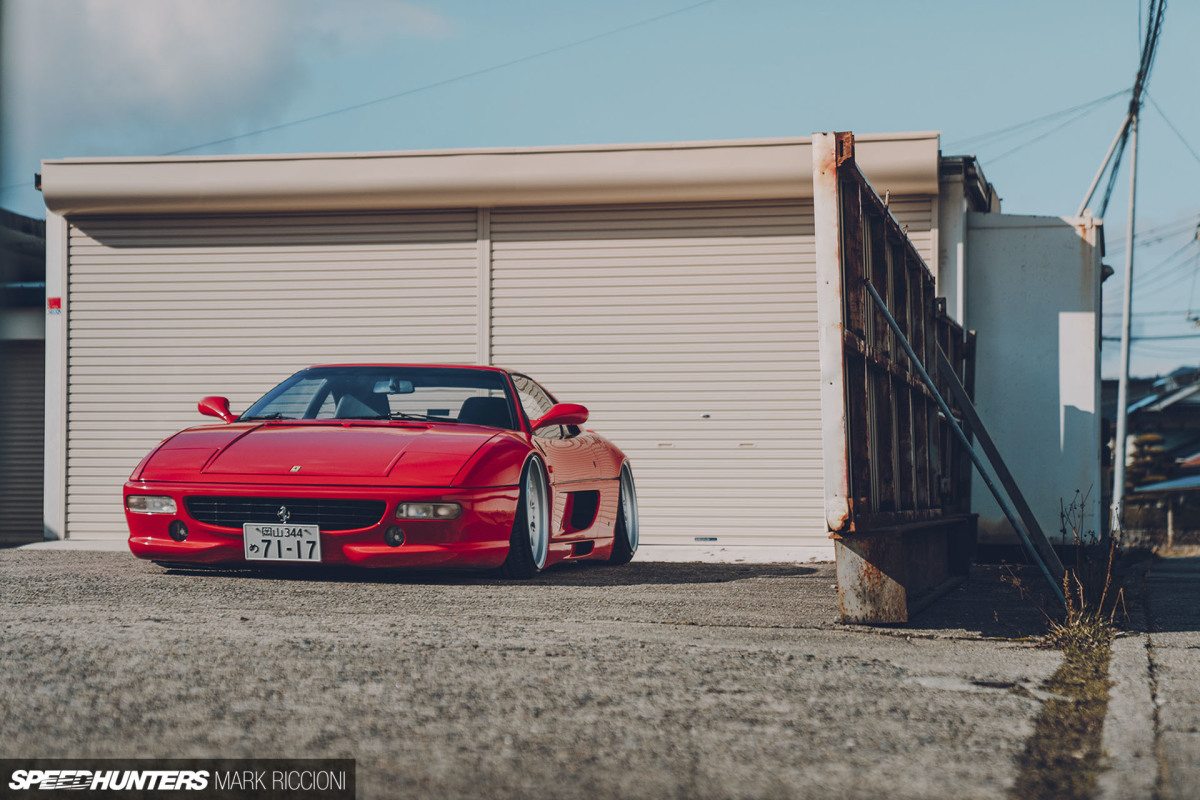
(1086, 0, 1165, 539)
(1110, 112, 1139, 537)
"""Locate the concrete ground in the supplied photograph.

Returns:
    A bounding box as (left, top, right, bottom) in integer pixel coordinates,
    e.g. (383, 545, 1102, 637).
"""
(0, 546, 1181, 799)
(1101, 551, 1200, 800)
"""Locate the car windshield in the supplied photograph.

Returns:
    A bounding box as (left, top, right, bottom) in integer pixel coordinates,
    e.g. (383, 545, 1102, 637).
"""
(240, 366, 518, 430)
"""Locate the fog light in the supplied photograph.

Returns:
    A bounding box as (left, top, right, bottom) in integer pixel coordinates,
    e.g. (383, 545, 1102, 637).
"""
(395, 502, 461, 520)
(126, 495, 177, 515)
(168, 520, 189, 542)
(384, 526, 406, 547)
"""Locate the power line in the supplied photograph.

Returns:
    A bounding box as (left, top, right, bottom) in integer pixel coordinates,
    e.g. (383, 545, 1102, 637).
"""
(943, 89, 1128, 152)
(1129, 309, 1200, 317)
(1100, 0, 1166, 217)
(1128, 244, 1198, 296)
(1104, 333, 1200, 341)
(1145, 91, 1200, 170)
(1103, 237, 1198, 300)
(0, 177, 36, 194)
(986, 100, 1118, 165)
(1112, 309, 1200, 318)
(163, 0, 718, 156)
(1106, 213, 1200, 250)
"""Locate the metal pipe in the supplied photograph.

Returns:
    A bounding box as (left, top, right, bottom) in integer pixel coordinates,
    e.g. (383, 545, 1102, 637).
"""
(1076, 111, 1132, 218)
(1111, 111, 1140, 538)
(1167, 495, 1175, 550)
(864, 279, 1067, 609)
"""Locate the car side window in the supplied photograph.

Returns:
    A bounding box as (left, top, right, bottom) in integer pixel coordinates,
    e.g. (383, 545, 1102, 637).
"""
(511, 374, 564, 440)
(314, 391, 337, 419)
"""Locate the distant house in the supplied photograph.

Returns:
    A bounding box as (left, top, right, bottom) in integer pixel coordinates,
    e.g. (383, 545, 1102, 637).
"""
(1102, 367, 1200, 545)
(1104, 366, 1200, 483)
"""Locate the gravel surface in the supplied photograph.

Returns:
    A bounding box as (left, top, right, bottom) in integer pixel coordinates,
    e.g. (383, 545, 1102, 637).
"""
(1, 551, 1061, 799)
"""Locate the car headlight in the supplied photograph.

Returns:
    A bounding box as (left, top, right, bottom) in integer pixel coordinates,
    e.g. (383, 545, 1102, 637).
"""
(395, 502, 461, 520)
(126, 495, 177, 515)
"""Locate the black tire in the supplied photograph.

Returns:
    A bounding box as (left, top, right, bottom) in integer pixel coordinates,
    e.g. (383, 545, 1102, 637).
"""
(498, 456, 550, 578)
(608, 462, 639, 565)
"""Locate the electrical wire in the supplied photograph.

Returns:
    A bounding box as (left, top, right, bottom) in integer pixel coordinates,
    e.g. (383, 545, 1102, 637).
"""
(943, 88, 1128, 152)
(1130, 245, 1199, 296)
(1120, 309, 1200, 318)
(162, 0, 718, 156)
(1107, 213, 1200, 250)
(1188, 248, 1200, 319)
(0, 178, 35, 194)
(986, 100, 1120, 165)
(1098, 0, 1166, 218)
(1098, 123, 1132, 219)
(1103, 240, 1198, 321)
(1103, 333, 1200, 341)
(1145, 91, 1200, 170)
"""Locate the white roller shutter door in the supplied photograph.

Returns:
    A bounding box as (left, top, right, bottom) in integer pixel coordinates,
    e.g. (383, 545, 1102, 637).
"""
(490, 201, 822, 547)
(66, 211, 479, 539)
(0, 340, 45, 543)
(63, 198, 935, 545)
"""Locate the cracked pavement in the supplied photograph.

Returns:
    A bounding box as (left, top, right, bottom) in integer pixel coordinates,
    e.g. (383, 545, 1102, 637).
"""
(2, 550, 1066, 799)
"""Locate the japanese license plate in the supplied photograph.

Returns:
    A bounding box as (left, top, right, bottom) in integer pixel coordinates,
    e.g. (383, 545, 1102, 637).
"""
(243, 523, 322, 562)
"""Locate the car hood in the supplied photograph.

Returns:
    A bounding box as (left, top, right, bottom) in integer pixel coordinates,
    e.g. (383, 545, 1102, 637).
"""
(136, 422, 506, 487)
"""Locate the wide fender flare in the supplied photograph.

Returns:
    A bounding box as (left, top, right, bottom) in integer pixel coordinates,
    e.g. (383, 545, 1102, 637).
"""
(597, 442, 628, 480)
(451, 433, 533, 488)
(128, 431, 187, 481)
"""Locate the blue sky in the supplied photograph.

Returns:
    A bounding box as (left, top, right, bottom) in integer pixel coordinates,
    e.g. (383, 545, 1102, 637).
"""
(2, 0, 1197, 377)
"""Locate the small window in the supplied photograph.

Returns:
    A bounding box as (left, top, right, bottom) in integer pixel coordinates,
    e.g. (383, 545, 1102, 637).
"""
(511, 373, 565, 439)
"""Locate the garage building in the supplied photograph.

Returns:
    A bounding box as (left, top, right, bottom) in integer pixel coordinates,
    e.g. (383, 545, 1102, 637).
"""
(38, 133, 1101, 559)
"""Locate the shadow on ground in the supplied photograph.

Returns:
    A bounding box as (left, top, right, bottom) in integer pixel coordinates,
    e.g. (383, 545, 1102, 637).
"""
(1145, 554, 1200, 634)
(896, 563, 1059, 639)
(157, 557, 1056, 638)
(158, 559, 820, 588)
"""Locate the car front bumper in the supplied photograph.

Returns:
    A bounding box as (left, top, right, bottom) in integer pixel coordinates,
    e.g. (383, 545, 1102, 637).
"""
(124, 481, 520, 569)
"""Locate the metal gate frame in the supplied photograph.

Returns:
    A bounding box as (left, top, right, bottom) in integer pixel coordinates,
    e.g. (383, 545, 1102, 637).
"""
(813, 132, 977, 623)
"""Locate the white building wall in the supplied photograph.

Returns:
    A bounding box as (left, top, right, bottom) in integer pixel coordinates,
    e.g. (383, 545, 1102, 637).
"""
(965, 213, 1103, 544)
(937, 173, 968, 324)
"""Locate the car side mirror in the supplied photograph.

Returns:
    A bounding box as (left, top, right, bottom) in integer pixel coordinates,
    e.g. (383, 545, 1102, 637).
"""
(198, 396, 237, 423)
(530, 403, 589, 431)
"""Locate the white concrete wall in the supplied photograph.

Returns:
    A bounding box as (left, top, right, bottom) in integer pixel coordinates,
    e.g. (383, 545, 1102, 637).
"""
(936, 172, 967, 325)
(965, 213, 1103, 545)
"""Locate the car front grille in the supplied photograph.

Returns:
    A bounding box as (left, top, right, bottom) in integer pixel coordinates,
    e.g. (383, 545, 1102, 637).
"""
(185, 497, 387, 532)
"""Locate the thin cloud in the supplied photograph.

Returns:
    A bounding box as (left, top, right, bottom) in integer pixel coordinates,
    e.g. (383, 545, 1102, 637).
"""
(2, 0, 455, 159)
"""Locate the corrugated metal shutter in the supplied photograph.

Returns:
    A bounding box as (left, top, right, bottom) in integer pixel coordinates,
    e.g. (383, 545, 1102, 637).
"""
(0, 340, 45, 543)
(66, 211, 479, 539)
(490, 201, 822, 546)
(888, 196, 934, 264)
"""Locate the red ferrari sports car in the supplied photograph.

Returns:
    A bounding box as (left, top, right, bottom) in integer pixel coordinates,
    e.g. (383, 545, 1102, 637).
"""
(124, 364, 638, 576)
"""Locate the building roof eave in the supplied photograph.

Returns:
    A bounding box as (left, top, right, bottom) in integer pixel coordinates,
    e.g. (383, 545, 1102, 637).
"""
(40, 133, 942, 216)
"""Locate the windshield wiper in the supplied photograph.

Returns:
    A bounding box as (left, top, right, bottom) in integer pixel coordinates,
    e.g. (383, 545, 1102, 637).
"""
(240, 412, 291, 421)
(388, 412, 437, 421)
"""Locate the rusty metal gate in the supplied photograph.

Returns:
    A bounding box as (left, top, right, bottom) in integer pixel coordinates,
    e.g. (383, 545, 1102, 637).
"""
(814, 132, 977, 623)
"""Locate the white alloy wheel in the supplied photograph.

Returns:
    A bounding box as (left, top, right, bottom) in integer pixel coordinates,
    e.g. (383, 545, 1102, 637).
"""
(619, 463, 639, 553)
(525, 458, 549, 570)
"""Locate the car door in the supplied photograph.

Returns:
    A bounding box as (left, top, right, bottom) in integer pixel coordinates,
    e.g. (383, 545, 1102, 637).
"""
(510, 374, 602, 486)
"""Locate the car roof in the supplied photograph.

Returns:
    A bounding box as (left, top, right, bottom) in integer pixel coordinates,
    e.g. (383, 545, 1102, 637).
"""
(306, 363, 512, 375)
